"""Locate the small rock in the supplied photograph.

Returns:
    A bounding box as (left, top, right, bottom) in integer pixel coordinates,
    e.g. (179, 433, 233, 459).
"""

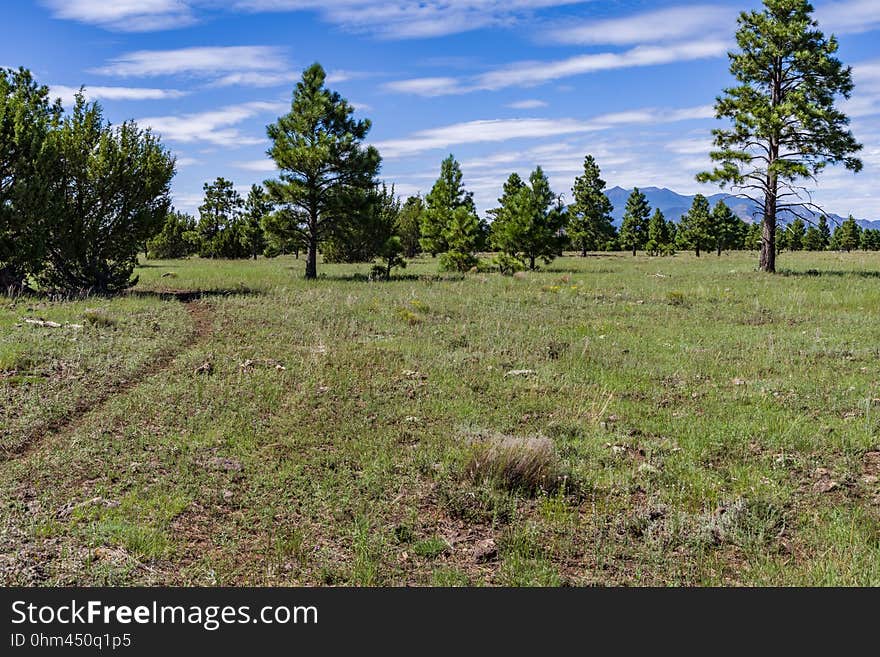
(194, 361, 213, 375)
(505, 369, 535, 377)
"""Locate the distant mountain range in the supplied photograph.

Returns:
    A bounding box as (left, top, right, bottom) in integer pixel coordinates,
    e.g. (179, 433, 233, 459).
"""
(604, 186, 880, 230)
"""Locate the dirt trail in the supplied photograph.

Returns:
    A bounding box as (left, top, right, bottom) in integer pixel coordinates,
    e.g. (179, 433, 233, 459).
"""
(2, 291, 214, 461)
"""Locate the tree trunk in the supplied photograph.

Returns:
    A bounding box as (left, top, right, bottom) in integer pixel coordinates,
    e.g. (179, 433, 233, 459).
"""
(529, 255, 536, 270)
(581, 245, 587, 257)
(305, 238, 317, 279)
(695, 247, 700, 257)
(631, 246, 636, 256)
(760, 60, 781, 274)
(717, 244, 722, 256)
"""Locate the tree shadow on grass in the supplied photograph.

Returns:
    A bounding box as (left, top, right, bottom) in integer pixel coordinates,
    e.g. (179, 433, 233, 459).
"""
(128, 286, 263, 302)
(778, 269, 880, 279)
(317, 273, 465, 283)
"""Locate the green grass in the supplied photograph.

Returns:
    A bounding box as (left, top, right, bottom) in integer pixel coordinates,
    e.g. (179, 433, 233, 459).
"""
(1, 250, 878, 585)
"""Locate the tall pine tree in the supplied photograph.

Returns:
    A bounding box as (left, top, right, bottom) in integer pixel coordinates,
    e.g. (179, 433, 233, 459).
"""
(677, 194, 713, 257)
(264, 63, 380, 279)
(619, 188, 650, 256)
(697, 0, 862, 272)
(568, 155, 615, 255)
(420, 155, 476, 257)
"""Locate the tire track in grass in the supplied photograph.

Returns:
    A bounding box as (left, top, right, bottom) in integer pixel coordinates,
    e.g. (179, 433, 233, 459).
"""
(1, 291, 214, 462)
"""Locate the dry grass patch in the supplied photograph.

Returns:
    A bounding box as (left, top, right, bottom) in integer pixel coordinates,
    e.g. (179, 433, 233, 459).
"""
(464, 430, 570, 496)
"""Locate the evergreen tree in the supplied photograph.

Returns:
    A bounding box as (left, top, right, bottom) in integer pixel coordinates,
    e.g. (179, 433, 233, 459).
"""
(198, 177, 246, 259)
(397, 195, 424, 258)
(489, 167, 567, 270)
(147, 210, 198, 259)
(677, 194, 713, 257)
(775, 225, 788, 253)
(817, 215, 831, 248)
(264, 63, 380, 279)
(860, 228, 880, 250)
(645, 209, 672, 256)
(711, 201, 743, 255)
(745, 222, 763, 250)
(786, 217, 806, 251)
(803, 226, 824, 251)
(0, 67, 61, 291)
(439, 206, 480, 272)
(834, 215, 861, 252)
(242, 184, 271, 259)
(697, 0, 862, 272)
(619, 188, 650, 256)
(420, 155, 476, 257)
(568, 155, 615, 255)
(38, 94, 174, 294)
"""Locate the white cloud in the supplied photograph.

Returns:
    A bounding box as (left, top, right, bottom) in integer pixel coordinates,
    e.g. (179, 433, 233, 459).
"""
(50, 85, 187, 106)
(93, 46, 288, 78)
(42, 0, 196, 32)
(552, 5, 735, 46)
(209, 72, 295, 88)
(386, 39, 729, 96)
(137, 101, 285, 147)
(816, 0, 880, 35)
(507, 99, 548, 109)
(234, 159, 279, 172)
(374, 105, 713, 158)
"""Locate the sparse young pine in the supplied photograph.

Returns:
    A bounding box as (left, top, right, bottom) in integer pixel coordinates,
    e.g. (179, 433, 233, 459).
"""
(775, 225, 788, 253)
(0, 67, 61, 291)
(397, 195, 424, 258)
(198, 177, 247, 259)
(439, 205, 481, 272)
(711, 201, 745, 255)
(696, 0, 862, 272)
(264, 63, 380, 279)
(489, 167, 567, 270)
(817, 215, 831, 247)
(38, 94, 174, 294)
(568, 155, 616, 256)
(786, 217, 806, 251)
(421, 155, 477, 257)
(833, 215, 861, 252)
(619, 188, 651, 256)
(241, 184, 271, 259)
(645, 208, 672, 256)
(677, 194, 714, 257)
(745, 222, 763, 250)
(147, 210, 198, 259)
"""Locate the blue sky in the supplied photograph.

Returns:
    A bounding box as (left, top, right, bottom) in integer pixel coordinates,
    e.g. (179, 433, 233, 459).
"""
(3, 0, 879, 218)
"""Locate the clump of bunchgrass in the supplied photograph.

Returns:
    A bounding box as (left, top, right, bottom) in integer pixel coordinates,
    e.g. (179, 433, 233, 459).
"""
(464, 430, 569, 496)
(83, 308, 117, 328)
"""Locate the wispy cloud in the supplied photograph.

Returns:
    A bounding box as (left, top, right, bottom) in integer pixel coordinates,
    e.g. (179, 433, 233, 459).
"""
(137, 101, 285, 147)
(42, 0, 196, 32)
(93, 46, 288, 79)
(507, 99, 548, 109)
(386, 39, 728, 96)
(373, 105, 713, 158)
(50, 85, 187, 106)
(816, 0, 880, 36)
(234, 159, 278, 172)
(551, 5, 735, 46)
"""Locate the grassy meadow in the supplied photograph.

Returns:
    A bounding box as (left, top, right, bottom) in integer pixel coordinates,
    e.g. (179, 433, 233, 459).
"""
(1, 250, 879, 585)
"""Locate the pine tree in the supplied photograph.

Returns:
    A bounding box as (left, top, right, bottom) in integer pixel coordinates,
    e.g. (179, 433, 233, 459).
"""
(397, 195, 424, 258)
(619, 188, 650, 256)
(198, 177, 246, 259)
(817, 215, 831, 248)
(677, 194, 713, 257)
(0, 68, 61, 291)
(745, 222, 763, 250)
(645, 209, 672, 256)
(242, 184, 271, 259)
(803, 226, 824, 251)
(569, 155, 615, 255)
(147, 210, 198, 259)
(834, 215, 861, 252)
(440, 206, 480, 272)
(786, 217, 806, 251)
(264, 63, 380, 279)
(775, 225, 788, 253)
(39, 94, 174, 294)
(861, 229, 880, 251)
(420, 155, 476, 257)
(697, 0, 862, 272)
(711, 201, 743, 255)
(489, 167, 567, 270)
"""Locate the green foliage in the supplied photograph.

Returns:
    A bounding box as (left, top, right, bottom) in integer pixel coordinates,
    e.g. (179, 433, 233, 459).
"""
(241, 185, 271, 259)
(832, 215, 862, 252)
(802, 226, 824, 251)
(38, 94, 174, 295)
(860, 228, 880, 251)
(745, 222, 763, 250)
(489, 167, 567, 270)
(619, 188, 651, 255)
(261, 209, 305, 258)
(677, 194, 714, 257)
(645, 209, 673, 256)
(0, 67, 61, 291)
(147, 210, 198, 259)
(197, 177, 248, 259)
(696, 0, 862, 272)
(712, 201, 747, 254)
(818, 215, 831, 247)
(439, 205, 480, 272)
(568, 155, 616, 255)
(420, 154, 476, 256)
(397, 195, 424, 258)
(786, 217, 806, 251)
(264, 63, 381, 279)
